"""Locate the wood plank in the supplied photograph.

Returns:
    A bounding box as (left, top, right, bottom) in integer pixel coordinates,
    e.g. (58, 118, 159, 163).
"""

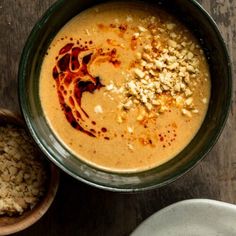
(0, 0, 235, 235)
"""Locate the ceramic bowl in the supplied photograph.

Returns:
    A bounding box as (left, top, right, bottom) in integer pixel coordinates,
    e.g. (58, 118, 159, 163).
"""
(18, 0, 231, 192)
(0, 108, 59, 235)
(131, 199, 236, 236)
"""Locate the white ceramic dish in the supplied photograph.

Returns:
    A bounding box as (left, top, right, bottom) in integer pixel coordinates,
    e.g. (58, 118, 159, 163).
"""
(131, 199, 236, 236)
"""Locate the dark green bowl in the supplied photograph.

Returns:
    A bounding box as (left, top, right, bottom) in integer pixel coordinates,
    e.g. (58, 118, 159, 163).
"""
(18, 0, 232, 192)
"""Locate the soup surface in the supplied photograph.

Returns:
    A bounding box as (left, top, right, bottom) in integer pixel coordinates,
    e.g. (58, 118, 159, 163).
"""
(40, 1, 210, 172)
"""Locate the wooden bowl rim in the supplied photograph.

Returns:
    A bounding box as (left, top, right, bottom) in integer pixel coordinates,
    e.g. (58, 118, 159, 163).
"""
(0, 108, 60, 235)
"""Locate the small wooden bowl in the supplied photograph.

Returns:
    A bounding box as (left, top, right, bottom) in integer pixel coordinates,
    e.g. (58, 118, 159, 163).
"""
(0, 108, 60, 235)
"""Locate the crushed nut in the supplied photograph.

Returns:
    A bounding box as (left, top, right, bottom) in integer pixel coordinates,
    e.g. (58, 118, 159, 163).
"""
(127, 143, 134, 151)
(182, 108, 192, 117)
(127, 126, 134, 133)
(94, 105, 103, 113)
(166, 23, 176, 30)
(104, 16, 208, 123)
(138, 26, 147, 32)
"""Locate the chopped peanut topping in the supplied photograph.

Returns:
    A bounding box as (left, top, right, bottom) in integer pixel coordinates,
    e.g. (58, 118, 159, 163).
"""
(105, 15, 208, 122)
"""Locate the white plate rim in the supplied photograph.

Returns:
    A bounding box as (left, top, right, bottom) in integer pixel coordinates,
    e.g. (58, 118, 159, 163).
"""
(131, 199, 236, 236)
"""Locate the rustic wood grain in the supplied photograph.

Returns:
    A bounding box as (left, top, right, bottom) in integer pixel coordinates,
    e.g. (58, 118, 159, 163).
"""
(0, 0, 235, 235)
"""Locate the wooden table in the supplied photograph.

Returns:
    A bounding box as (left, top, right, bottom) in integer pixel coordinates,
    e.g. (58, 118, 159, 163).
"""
(0, 0, 235, 235)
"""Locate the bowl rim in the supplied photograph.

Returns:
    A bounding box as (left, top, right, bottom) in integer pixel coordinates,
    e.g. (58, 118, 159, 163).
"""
(0, 109, 60, 235)
(18, 0, 232, 192)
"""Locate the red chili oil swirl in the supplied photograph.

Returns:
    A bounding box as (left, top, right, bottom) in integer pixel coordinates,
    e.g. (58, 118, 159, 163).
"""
(52, 43, 104, 137)
(52, 42, 119, 137)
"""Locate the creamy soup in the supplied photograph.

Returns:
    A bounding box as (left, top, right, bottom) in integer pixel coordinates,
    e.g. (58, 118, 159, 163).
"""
(40, 1, 210, 172)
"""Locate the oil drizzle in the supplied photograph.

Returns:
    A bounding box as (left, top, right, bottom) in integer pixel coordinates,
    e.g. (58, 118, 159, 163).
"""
(53, 43, 104, 137)
(52, 42, 120, 137)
